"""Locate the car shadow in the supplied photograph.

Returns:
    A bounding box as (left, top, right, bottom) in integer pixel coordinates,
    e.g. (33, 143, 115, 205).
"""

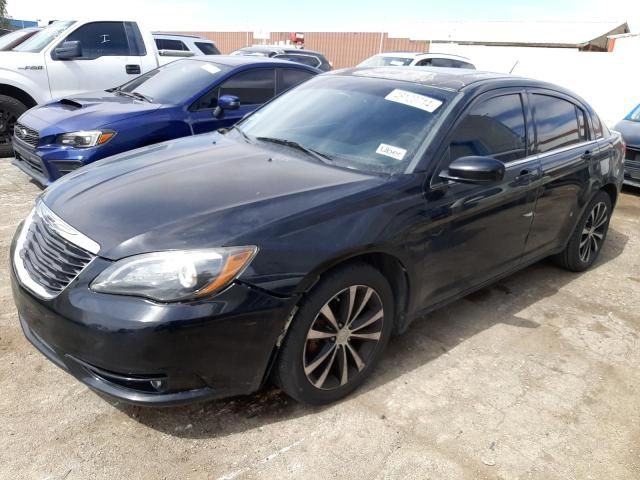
(112, 227, 629, 439)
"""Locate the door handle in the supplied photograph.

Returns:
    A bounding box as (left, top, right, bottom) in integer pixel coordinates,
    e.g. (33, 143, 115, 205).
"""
(514, 169, 534, 185)
(126, 64, 141, 75)
(582, 150, 593, 161)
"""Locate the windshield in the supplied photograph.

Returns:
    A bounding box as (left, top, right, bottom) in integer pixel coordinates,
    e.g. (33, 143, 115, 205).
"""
(359, 55, 414, 67)
(13, 20, 75, 53)
(117, 59, 231, 104)
(0, 29, 34, 50)
(626, 104, 640, 122)
(239, 75, 454, 174)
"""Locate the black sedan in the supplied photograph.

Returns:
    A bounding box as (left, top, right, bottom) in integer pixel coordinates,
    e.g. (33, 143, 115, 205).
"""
(11, 68, 625, 406)
(614, 103, 640, 187)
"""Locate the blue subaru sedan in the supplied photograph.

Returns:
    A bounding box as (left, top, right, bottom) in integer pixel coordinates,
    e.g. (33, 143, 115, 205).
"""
(12, 56, 319, 186)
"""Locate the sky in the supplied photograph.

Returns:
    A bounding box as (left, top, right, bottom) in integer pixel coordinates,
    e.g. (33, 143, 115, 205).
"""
(6, 0, 640, 32)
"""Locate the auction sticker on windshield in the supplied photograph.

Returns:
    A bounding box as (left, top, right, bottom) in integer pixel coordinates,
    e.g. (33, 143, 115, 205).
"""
(376, 143, 407, 161)
(385, 89, 443, 113)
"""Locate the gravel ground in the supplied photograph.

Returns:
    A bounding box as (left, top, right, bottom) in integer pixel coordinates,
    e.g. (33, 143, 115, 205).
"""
(1, 157, 639, 480)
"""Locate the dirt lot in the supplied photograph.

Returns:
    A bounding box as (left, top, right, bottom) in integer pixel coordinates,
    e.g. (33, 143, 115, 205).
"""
(1, 157, 639, 480)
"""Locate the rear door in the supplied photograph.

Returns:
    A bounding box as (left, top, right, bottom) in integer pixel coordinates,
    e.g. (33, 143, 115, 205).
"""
(415, 90, 541, 307)
(520, 90, 600, 260)
(45, 21, 147, 98)
(188, 67, 276, 134)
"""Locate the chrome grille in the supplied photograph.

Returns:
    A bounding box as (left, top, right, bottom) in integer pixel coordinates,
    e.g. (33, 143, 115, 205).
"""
(13, 122, 39, 148)
(13, 202, 100, 299)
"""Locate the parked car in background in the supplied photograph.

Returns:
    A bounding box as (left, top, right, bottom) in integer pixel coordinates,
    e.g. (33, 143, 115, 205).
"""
(12, 56, 319, 185)
(613, 103, 640, 187)
(231, 45, 332, 71)
(11, 68, 623, 407)
(358, 52, 475, 69)
(153, 33, 220, 64)
(0, 19, 166, 156)
(0, 27, 41, 51)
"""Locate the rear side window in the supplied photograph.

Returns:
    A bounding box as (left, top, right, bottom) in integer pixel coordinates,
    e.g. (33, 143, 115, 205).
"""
(277, 68, 315, 94)
(155, 38, 189, 51)
(449, 94, 527, 163)
(591, 112, 610, 138)
(219, 68, 276, 105)
(195, 42, 220, 55)
(63, 22, 131, 58)
(532, 94, 585, 153)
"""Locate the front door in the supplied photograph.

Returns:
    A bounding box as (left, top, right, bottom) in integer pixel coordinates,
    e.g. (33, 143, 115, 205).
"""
(45, 21, 143, 99)
(415, 90, 540, 308)
(189, 68, 276, 134)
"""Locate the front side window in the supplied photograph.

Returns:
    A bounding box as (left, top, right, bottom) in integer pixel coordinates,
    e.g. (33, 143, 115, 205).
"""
(62, 22, 130, 58)
(14, 20, 75, 53)
(219, 68, 276, 105)
(449, 94, 527, 163)
(240, 75, 454, 174)
(533, 94, 582, 153)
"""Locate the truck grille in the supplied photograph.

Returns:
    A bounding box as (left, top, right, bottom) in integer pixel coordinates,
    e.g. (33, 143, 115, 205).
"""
(14, 202, 100, 299)
(13, 123, 40, 148)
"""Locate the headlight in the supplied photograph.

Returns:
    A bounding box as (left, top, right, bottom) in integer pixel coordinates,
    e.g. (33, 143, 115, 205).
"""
(57, 130, 116, 148)
(91, 247, 257, 302)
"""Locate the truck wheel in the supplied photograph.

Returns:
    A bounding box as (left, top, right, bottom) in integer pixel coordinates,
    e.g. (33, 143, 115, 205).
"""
(0, 95, 28, 158)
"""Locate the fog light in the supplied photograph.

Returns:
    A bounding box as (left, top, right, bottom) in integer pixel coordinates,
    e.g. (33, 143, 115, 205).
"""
(150, 380, 163, 390)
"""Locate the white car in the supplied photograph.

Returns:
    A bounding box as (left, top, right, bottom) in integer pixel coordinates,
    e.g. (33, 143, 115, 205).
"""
(358, 52, 475, 69)
(153, 33, 220, 61)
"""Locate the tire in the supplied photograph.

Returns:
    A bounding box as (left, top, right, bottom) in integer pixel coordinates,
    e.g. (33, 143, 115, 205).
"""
(0, 95, 28, 158)
(273, 263, 394, 405)
(553, 191, 612, 272)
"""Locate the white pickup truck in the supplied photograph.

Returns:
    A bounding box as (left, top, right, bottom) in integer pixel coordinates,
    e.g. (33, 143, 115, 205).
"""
(0, 19, 193, 156)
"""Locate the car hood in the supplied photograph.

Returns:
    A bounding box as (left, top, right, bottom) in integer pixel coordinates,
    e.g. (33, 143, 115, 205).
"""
(42, 133, 385, 260)
(20, 91, 162, 134)
(614, 119, 640, 148)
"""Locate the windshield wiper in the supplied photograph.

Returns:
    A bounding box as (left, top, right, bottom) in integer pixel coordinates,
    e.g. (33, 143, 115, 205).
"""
(115, 90, 153, 103)
(256, 137, 334, 165)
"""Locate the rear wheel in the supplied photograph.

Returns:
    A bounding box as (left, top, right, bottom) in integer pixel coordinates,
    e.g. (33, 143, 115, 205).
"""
(0, 95, 28, 158)
(273, 263, 394, 405)
(553, 191, 612, 272)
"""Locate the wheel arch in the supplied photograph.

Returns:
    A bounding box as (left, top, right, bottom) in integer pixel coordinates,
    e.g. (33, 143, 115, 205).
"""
(600, 183, 618, 208)
(0, 84, 38, 108)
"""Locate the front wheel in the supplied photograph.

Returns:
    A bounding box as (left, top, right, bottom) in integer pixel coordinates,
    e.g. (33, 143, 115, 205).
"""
(273, 263, 394, 405)
(553, 191, 612, 272)
(0, 95, 28, 158)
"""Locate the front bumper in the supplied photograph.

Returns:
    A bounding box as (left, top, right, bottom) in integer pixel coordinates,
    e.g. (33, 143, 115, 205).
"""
(10, 240, 295, 406)
(12, 137, 95, 187)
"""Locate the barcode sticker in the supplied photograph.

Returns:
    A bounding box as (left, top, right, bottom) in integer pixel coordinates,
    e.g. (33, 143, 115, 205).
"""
(385, 89, 443, 113)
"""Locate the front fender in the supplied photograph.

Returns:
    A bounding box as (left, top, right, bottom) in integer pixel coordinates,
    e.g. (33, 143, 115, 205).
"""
(0, 68, 49, 105)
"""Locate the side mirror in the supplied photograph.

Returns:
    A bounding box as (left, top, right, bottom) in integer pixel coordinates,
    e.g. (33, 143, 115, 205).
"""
(440, 156, 505, 185)
(55, 41, 82, 60)
(213, 95, 240, 118)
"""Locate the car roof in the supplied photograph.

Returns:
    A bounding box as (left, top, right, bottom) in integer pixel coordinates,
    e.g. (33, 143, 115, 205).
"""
(334, 66, 573, 94)
(374, 52, 472, 61)
(153, 33, 214, 42)
(188, 55, 320, 70)
(238, 45, 325, 56)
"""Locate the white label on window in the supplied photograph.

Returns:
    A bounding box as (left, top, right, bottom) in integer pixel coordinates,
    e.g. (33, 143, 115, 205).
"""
(376, 143, 406, 161)
(201, 64, 221, 75)
(389, 60, 405, 66)
(385, 89, 443, 113)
